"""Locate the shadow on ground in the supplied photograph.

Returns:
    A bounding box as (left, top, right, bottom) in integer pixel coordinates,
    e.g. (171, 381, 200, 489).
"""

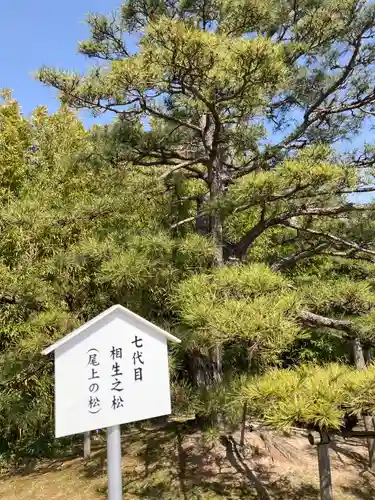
(341, 474, 375, 500)
(85, 425, 321, 499)
(4, 423, 375, 499)
(330, 440, 368, 468)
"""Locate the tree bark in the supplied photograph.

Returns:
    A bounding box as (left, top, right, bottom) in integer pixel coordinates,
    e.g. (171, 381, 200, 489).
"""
(363, 415, 375, 469)
(84, 431, 91, 459)
(189, 348, 221, 387)
(350, 337, 375, 469)
(192, 152, 225, 425)
(234, 218, 268, 260)
(351, 337, 366, 369)
(240, 401, 247, 448)
(298, 310, 357, 337)
(271, 244, 328, 271)
(364, 346, 372, 365)
(317, 436, 333, 500)
(298, 312, 375, 468)
(189, 346, 222, 426)
(209, 158, 224, 267)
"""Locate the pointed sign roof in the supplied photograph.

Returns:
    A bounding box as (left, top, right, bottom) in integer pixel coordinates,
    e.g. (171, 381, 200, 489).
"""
(42, 304, 180, 355)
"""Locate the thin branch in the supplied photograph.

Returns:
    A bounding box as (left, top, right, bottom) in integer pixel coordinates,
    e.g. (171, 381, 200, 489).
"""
(298, 186, 375, 199)
(322, 250, 375, 264)
(316, 92, 375, 116)
(159, 158, 207, 180)
(308, 32, 364, 117)
(359, 107, 375, 117)
(284, 222, 375, 257)
(233, 185, 309, 214)
(170, 215, 196, 229)
(141, 102, 201, 133)
(234, 202, 375, 259)
(288, 203, 375, 218)
(276, 23, 373, 149)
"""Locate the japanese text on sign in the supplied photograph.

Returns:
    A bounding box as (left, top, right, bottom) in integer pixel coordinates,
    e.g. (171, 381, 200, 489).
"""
(132, 335, 144, 382)
(87, 348, 101, 414)
(86, 337, 146, 416)
(110, 346, 124, 410)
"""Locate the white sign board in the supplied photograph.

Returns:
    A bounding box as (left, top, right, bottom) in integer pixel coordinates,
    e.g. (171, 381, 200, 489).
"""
(43, 305, 180, 438)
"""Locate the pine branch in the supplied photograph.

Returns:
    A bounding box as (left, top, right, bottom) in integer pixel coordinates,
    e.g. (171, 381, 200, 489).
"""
(298, 310, 358, 337)
(79, 15, 130, 60)
(316, 92, 375, 116)
(232, 185, 310, 213)
(170, 215, 196, 229)
(290, 203, 375, 218)
(307, 30, 365, 117)
(277, 20, 375, 149)
(298, 186, 375, 199)
(140, 101, 202, 133)
(234, 203, 375, 259)
(159, 158, 207, 180)
(322, 251, 375, 264)
(271, 243, 328, 271)
(283, 222, 375, 257)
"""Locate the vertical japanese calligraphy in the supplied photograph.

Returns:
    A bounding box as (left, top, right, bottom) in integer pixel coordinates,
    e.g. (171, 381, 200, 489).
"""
(87, 348, 101, 414)
(132, 335, 144, 382)
(87, 335, 147, 417)
(110, 345, 124, 410)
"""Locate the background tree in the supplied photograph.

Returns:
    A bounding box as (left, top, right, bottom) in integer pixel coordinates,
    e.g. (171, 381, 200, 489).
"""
(0, 94, 215, 458)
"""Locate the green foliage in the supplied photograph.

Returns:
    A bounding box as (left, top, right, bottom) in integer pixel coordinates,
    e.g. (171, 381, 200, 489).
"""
(240, 363, 361, 431)
(222, 145, 353, 214)
(0, 94, 226, 459)
(36, 0, 375, 280)
(0, 91, 32, 197)
(172, 264, 300, 363)
(282, 329, 349, 365)
(348, 363, 375, 417)
(301, 278, 375, 316)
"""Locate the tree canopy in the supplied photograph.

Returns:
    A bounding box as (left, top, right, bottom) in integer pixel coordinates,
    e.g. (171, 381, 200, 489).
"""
(38, 0, 375, 261)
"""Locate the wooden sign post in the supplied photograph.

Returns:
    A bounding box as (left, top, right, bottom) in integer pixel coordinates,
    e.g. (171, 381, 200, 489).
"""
(42, 304, 180, 500)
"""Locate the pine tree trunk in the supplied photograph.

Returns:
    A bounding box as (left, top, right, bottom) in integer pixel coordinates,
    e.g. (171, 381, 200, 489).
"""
(317, 437, 333, 500)
(240, 401, 247, 448)
(84, 431, 91, 459)
(192, 153, 225, 426)
(189, 346, 222, 426)
(190, 346, 222, 387)
(350, 337, 375, 469)
(364, 346, 372, 365)
(363, 415, 375, 470)
(209, 157, 224, 268)
(351, 337, 366, 369)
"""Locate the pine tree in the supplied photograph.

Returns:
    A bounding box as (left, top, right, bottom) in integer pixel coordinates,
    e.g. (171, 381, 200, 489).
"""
(37, 1, 375, 395)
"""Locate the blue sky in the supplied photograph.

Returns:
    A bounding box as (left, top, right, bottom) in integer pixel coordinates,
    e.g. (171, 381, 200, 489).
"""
(0, 0, 122, 125)
(0, 2, 370, 149)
